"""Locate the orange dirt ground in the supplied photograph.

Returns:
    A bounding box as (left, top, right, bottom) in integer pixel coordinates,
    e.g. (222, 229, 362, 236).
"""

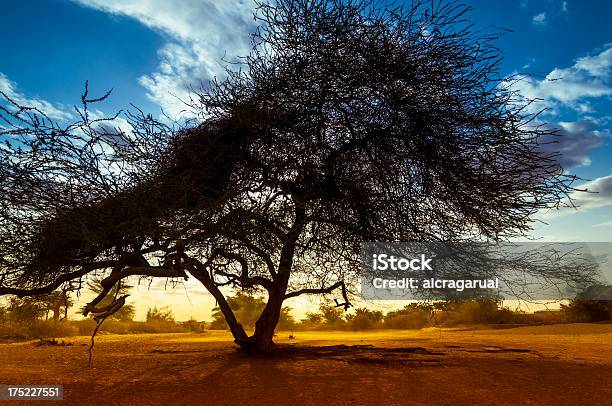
(0, 324, 611, 405)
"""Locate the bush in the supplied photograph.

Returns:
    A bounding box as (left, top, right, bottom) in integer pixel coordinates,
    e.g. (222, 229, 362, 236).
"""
(297, 304, 348, 330)
(146, 306, 175, 323)
(346, 308, 383, 331)
(0, 320, 78, 340)
(28, 320, 79, 338)
(277, 308, 296, 330)
(182, 318, 207, 333)
(298, 312, 325, 330)
(436, 300, 537, 326)
(70, 318, 190, 335)
(561, 300, 612, 322)
(382, 304, 431, 329)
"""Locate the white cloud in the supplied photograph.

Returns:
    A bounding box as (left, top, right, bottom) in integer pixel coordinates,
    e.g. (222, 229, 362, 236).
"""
(574, 46, 612, 77)
(511, 44, 612, 114)
(522, 57, 536, 70)
(574, 174, 612, 208)
(532, 12, 547, 27)
(0, 72, 72, 121)
(561, 1, 568, 13)
(541, 174, 612, 219)
(73, 0, 254, 43)
(593, 219, 612, 228)
(71, 0, 256, 119)
(507, 45, 612, 223)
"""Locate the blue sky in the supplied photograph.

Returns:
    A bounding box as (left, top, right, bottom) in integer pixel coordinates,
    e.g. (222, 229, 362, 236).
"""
(1, 0, 611, 242)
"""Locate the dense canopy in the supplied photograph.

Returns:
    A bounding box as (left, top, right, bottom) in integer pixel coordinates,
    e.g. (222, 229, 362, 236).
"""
(0, 0, 578, 352)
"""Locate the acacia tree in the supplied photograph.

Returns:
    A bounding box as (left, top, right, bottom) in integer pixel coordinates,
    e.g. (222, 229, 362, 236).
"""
(0, 0, 578, 352)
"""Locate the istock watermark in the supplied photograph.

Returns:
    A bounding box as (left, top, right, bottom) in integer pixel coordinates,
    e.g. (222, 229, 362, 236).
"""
(360, 242, 612, 301)
(371, 276, 499, 291)
(372, 253, 433, 271)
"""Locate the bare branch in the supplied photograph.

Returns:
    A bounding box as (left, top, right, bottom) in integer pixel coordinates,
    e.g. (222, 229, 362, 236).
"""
(285, 280, 351, 310)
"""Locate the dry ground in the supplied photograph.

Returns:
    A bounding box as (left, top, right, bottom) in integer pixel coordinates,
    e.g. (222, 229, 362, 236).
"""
(0, 324, 611, 405)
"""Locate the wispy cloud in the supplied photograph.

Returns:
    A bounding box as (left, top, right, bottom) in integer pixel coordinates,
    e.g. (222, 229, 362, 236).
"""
(561, 1, 568, 13)
(532, 12, 547, 27)
(522, 57, 536, 70)
(0, 72, 72, 121)
(71, 0, 256, 119)
(511, 44, 612, 114)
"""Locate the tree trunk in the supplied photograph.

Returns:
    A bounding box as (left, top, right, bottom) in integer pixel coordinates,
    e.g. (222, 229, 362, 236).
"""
(192, 219, 299, 354)
(51, 305, 60, 321)
(191, 269, 249, 346)
(234, 271, 290, 354)
(239, 291, 285, 353)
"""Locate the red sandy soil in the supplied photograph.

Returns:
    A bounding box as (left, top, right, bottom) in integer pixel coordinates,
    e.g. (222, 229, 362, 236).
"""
(0, 324, 611, 405)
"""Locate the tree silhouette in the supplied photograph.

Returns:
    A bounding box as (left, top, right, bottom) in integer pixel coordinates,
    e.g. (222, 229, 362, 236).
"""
(39, 291, 75, 321)
(146, 306, 175, 323)
(0, 0, 579, 352)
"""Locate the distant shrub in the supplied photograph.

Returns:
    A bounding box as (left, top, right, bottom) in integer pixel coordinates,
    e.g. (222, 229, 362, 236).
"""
(29, 320, 79, 338)
(532, 310, 564, 323)
(435, 300, 535, 326)
(0, 319, 78, 340)
(383, 305, 431, 329)
(561, 300, 612, 322)
(298, 312, 325, 330)
(346, 308, 383, 331)
(296, 303, 349, 330)
(451, 300, 499, 325)
(70, 319, 189, 335)
(146, 306, 175, 323)
(182, 318, 207, 333)
(6, 297, 46, 322)
(277, 308, 296, 330)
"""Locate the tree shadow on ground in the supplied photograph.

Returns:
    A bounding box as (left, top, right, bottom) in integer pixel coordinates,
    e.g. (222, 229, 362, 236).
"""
(234, 344, 448, 366)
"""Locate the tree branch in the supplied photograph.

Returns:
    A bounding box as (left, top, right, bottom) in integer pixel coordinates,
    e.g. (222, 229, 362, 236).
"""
(188, 257, 249, 344)
(83, 259, 188, 316)
(285, 280, 351, 309)
(215, 250, 273, 291)
(0, 261, 117, 298)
